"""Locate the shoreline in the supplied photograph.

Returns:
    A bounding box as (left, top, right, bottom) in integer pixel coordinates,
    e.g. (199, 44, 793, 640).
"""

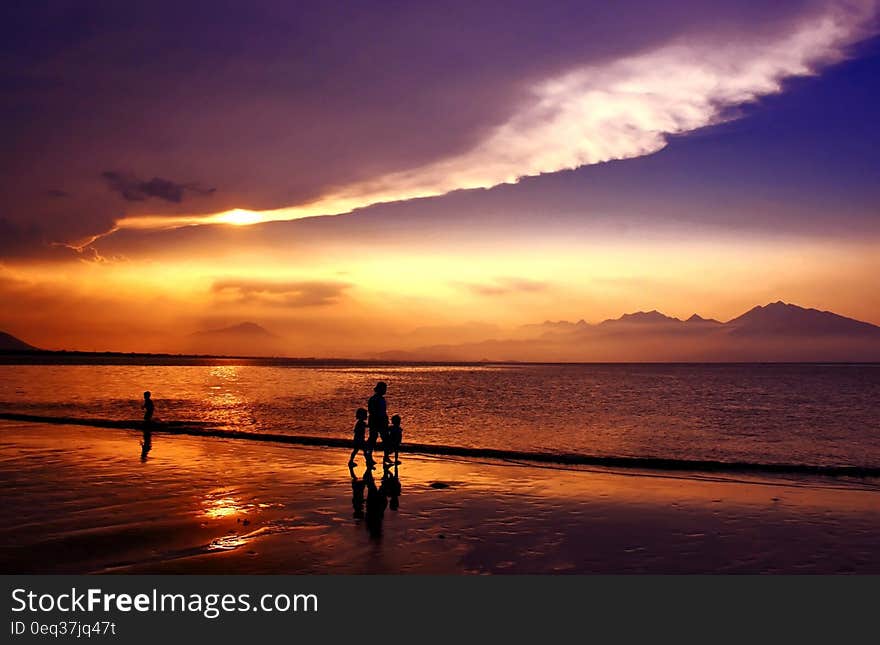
(3, 412, 879, 479)
(2, 420, 879, 574)
(2, 350, 879, 367)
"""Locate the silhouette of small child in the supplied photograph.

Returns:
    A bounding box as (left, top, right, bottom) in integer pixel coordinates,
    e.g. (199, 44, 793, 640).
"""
(386, 414, 403, 465)
(348, 408, 368, 467)
(143, 391, 154, 424)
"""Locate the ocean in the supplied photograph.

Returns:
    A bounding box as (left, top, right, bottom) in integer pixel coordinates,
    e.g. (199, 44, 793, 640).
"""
(1, 361, 878, 469)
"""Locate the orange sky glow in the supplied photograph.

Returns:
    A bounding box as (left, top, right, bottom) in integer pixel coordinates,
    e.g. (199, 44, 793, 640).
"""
(3, 228, 878, 357)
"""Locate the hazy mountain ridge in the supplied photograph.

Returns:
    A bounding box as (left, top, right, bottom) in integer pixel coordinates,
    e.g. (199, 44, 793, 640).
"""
(3, 303, 879, 361)
(189, 322, 279, 339)
(185, 322, 283, 356)
(375, 302, 880, 362)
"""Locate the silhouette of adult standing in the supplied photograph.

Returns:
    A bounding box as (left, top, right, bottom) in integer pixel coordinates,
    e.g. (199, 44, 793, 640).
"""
(366, 381, 388, 464)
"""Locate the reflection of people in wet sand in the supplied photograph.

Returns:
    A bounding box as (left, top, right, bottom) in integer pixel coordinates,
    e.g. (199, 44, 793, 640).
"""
(364, 468, 387, 538)
(348, 408, 368, 467)
(366, 382, 388, 467)
(351, 461, 401, 537)
(143, 391, 154, 424)
(349, 463, 365, 519)
(140, 428, 152, 462)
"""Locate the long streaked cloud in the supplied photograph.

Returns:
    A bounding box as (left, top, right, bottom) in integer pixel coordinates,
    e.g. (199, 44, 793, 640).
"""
(113, 1, 877, 233)
(457, 277, 549, 297)
(212, 278, 351, 307)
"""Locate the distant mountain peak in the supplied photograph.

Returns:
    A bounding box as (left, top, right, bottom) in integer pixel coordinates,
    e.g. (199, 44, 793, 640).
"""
(0, 331, 40, 352)
(727, 302, 880, 336)
(686, 313, 720, 324)
(603, 310, 680, 324)
(192, 322, 278, 338)
(229, 322, 273, 335)
(540, 319, 588, 327)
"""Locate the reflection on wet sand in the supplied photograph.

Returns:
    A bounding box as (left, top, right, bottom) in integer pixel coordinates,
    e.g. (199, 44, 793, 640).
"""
(140, 428, 152, 462)
(203, 490, 248, 520)
(350, 462, 402, 539)
(350, 464, 365, 519)
(2, 421, 880, 574)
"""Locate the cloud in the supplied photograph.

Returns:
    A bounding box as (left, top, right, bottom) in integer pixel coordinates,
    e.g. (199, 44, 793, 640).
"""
(102, 171, 215, 203)
(113, 1, 879, 231)
(0, 217, 103, 262)
(211, 279, 351, 307)
(4, 1, 878, 257)
(458, 277, 548, 296)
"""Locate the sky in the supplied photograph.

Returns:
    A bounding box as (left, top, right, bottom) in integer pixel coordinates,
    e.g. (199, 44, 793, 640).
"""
(1, 0, 879, 356)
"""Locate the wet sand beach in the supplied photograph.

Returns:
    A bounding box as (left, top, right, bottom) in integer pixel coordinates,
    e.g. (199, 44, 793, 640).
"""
(1, 420, 878, 574)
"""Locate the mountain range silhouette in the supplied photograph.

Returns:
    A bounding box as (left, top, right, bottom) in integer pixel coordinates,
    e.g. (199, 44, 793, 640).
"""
(377, 302, 880, 362)
(189, 322, 279, 339)
(2, 302, 879, 361)
(185, 321, 282, 356)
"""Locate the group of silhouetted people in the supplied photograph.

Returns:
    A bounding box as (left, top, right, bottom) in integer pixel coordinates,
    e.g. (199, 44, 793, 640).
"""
(349, 381, 404, 469)
(347, 381, 405, 537)
(136, 383, 405, 530)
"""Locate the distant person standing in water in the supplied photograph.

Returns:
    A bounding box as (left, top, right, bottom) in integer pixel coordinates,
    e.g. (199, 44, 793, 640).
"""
(143, 391, 154, 424)
(366, 381, 388, 467)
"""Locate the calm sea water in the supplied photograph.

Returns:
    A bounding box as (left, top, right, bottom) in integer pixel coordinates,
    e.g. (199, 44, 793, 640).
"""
(1, 362, 878, 467)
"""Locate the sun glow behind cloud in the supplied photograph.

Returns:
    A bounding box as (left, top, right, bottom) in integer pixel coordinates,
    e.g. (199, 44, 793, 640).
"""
(5, 223, 880, 356)
(113, 1, 878, 234)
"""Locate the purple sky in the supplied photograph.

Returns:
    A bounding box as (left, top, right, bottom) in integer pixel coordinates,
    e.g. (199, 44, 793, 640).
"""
(1, 1, 879, 353)
(3, 1, 876, 255)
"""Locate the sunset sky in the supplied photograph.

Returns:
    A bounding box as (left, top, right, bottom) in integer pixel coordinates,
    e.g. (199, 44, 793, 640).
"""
(2, 1, 879, 355)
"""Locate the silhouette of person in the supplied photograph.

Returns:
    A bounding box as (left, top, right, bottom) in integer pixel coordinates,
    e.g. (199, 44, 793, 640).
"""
(349, 463, 366, 519)
(348, 408, 368, 467)
(385, 414, 403, 465)
(140, 428, 152, 462)
(366, 381, 388, 467)
(143, 391, 154, 425)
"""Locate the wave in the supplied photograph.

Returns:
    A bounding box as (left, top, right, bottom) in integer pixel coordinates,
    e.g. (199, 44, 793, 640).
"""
(2, 412, 878, 479)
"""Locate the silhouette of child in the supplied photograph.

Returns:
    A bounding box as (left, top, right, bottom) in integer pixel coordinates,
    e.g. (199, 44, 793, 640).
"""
(143, 391, 154, 424)
(348, 408, 368, 467)
(386, 414, 403, 465)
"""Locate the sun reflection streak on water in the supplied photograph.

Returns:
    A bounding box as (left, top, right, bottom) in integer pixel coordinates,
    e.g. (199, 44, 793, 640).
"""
(203, 366, 257, 430)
